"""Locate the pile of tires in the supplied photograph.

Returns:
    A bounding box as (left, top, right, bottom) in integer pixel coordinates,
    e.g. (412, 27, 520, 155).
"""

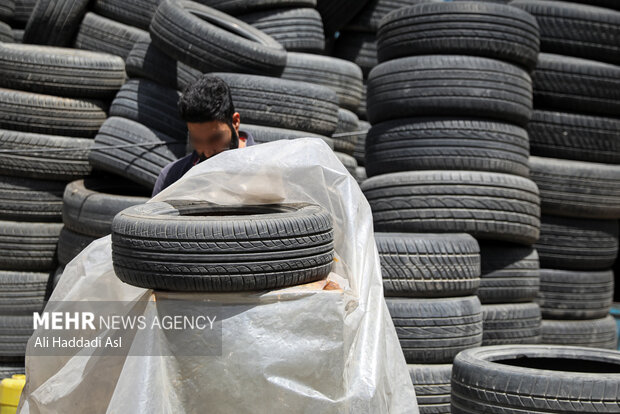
(0, 27, 126, 376)
(452, 345, 620, 412)
(376, 233, 482, 414)
(511, 0, 620, 350)
(57, 176, 150, 278)
(362, 2, 543, 411)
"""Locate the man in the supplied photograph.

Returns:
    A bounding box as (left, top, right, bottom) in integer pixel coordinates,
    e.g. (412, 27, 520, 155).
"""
(151, 74, 255, 196)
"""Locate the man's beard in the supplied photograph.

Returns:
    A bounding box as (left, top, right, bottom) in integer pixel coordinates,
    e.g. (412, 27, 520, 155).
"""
(190, 124, 240, 164)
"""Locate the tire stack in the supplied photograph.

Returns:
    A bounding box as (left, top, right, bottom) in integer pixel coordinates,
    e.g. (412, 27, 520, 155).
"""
(375, 233, 482, 414)
(361, 3, 543, 411)
(56, 176, 150, 286)
(0, 36, 127, 373)
(2, 0, 35, 43)
(510, 0, 620, 350)
(0, 0, 16, 42)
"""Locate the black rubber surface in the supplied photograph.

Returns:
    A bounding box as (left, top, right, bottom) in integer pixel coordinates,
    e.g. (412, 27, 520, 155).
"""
(362, 170, 541, 245)
(375, 232, 480, 297)
(112, 201, 335, 292)
(367, 55, 533, 126)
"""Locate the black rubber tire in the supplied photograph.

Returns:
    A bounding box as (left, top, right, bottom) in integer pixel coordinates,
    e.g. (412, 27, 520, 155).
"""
(478, 243, 540, 304)
(280, 52, 363, 111)
(335, 108, 359, 135)
(0, 43, 125, 99)
(0, 315, 33, 362)
(408, 364, 452, 414)
(0, 176, 65, 222)
(12, 0, 35, 25)
(57, 227, 97, 266)
(375, 232, 480, 298)
(150, 0, 286, 76)
(529, 155, 620, 219)
(333, 31, 378, 78)
(482, 303, 542, 346)
(316, 0, 370, 35)
(377, 2, 540, 70)
(355, 166, 367, 185)
(0, 21, 12, 41)
(347, 0, 441, 32)
(0, 0, 15, 21)
(238, 8, 325, 53)
(52, 266, 63, 289)
(452, 345, 620, 413)
(0, 89, 107, 138)
(240, 124, 334, 149)
(545, 0, 620, 9)
(386, 296, 483, 364)
(333, 108, 359, 155)
(365, 118, 530, 178)
(535, 215, 619, 270)
(63, 178, 150, 238)
(10, 28, 22, 43)
(74, 12, 150, 60)
(537, 269, 614, 320)
(93, 0, 161, 31)
(0, 221, 62, 271)
(528, 110, 620, 164)
(0, 271, 49, 315)
(126, 39, 201, 92)
(23, 0, 90, 46)
(353, 120, 369, 166)
(109, 79, 186, 142)
(90, 117, 186, 189)
(334, 151, 358, 177)
(362, 170, 541, 245)
(532, 53, 620, 118)
(213, 73, 339, 136)
(191, 0, 316, 15)
(111, 201, 335, 292)
(511, 0, 620, 65)
(542, 316, 618, 349)
(0, 129, 92, 181)
(367, 55, 533, 126)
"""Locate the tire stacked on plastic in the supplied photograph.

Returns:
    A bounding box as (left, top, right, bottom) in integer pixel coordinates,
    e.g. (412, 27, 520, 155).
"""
(376, 233, 482, 414)
(361, 3, 543, 411)
(510, 0, 620, 350)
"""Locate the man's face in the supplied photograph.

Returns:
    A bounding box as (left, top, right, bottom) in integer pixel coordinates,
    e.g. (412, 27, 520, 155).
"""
(187, 112, 241, 159)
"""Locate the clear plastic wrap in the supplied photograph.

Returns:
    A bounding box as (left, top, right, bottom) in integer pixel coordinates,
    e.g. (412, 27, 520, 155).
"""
(18, 138, 418, 413)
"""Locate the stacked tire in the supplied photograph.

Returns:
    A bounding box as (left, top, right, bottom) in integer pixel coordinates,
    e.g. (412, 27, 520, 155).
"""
(0, 41, 127, 373)
(376, 233, 482, 414)
(511, 0, 620, 350)
(56, 176, 150, 284)
(362, 3, 543, 411)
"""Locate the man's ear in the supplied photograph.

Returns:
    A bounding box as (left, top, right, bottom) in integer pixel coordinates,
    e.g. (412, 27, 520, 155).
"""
(232, 112, 241, 131)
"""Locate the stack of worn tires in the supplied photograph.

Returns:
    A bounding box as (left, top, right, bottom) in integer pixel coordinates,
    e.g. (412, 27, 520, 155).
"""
(362, 2, 543, 412)
(511, 0, 620, 350)
(0, 1, 130, 372)
(56, 176, 150, 279)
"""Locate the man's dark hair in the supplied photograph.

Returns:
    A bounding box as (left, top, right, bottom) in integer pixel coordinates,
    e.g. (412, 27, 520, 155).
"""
(178, 74, 235, 123)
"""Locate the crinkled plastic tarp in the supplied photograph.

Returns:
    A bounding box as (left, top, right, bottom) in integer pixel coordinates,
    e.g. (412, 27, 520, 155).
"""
(18, 138, 418, 414)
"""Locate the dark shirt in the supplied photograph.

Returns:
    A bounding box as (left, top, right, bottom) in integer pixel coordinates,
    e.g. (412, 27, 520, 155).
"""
(151, 130, 255, 197)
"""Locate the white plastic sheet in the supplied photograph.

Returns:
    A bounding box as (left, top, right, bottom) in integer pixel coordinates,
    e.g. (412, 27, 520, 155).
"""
(18, 138, 418, 413)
